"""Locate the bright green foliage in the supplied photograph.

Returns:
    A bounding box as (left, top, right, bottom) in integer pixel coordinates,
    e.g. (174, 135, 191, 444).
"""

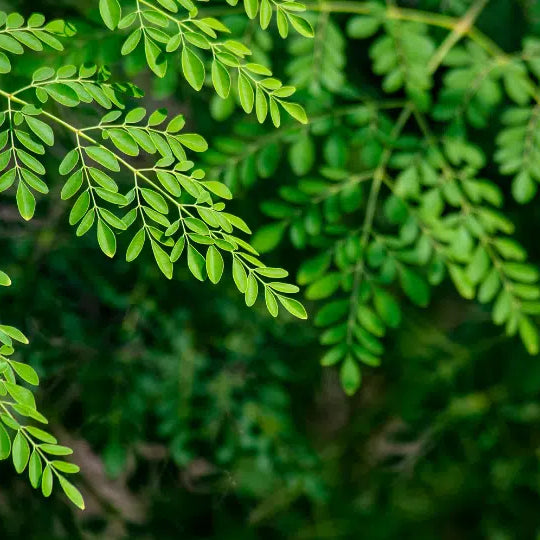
(201, 0, 540, 396)
(0, 11, 74, 74)
(98, 0, 309, 126)
(0, 5, 308, 505)
(0, 18, 305, 320)
(226, 0, 314, 36)
(0, 272, 83, 509)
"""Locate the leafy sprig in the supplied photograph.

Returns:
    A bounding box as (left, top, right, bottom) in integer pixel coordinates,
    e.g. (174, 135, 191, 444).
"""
(98, 0, 310, 126)
(0, 11, 74, 74)
(0, 63, 306, 318)
(225, 0, 314, 37)
(0, 272, 84, 509)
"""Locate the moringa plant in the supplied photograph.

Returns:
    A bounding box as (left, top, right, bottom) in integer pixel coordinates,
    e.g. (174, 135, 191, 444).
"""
(0, 2, 309, 507)
(201, 0, 540, 395)
(2, 0, 540, 511)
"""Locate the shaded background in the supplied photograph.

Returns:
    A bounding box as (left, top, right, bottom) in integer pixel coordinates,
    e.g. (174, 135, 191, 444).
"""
(2, 0, 540, 538)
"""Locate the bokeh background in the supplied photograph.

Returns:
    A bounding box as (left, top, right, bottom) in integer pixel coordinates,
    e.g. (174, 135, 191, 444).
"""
(2, 0, 540, 538)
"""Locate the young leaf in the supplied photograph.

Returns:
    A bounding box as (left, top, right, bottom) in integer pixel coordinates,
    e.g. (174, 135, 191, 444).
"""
(25, 116, 54, 146)
(341, 356, 361, 396)
(12, 431, 30, 473)
(16, 182, 36, 221)
(126, 229, 146, 262)
(187, 244, 206, 281)
(97, 219, 117, 258)
(212, 61, 231, 98)
(28, 450, 42, 488)
(151, 240, 173, 279)
(99, 0, 121, 30)
(9, 361, 39, 385)
(277, 295, 308, 319)
(238, 73, 254, 113)
(84, 146, 120, 172)
(206, 245, 224, 284)
(232, 258, 248, 293)
(281, 101, 308, 124)
(245, 273, 259, 306)
(59, 149, 79, 175)
(58, 476, 85, 510)
(182, 47, 205, 91)
(41, 465, 53, 497)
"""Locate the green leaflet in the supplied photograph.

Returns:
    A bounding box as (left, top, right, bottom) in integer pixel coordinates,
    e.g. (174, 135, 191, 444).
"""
(206, 245, 224, 284)
(99, 0, 121, 30)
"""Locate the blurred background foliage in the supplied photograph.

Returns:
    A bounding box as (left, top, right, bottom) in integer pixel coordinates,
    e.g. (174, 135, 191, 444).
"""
(3, 0, 540, 538)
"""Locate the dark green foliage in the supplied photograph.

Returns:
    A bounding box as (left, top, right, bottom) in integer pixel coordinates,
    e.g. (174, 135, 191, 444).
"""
(200, 0, 540, 395)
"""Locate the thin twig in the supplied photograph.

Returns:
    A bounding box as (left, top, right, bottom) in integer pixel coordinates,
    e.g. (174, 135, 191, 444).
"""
(428, 0, 491, 73)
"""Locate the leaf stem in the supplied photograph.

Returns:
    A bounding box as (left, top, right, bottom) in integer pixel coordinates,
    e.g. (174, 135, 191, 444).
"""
(312, 1, 503, 58)
(345, 104, 413, 345)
